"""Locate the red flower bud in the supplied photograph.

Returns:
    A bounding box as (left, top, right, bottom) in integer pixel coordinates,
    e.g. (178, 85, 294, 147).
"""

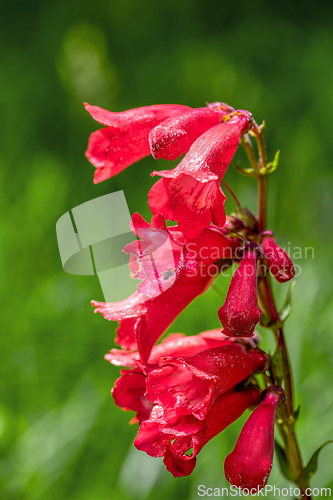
(261, 235, 295, 283)
(224, 391, 280, 490)
(218, 248, 261, 337)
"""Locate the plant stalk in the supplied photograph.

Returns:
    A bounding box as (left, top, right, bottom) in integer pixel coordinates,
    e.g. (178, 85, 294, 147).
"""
(251, 125, 311, 499)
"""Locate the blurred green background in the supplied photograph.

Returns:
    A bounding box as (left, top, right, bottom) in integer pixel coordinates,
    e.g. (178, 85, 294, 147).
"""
(1, 0, 333, 498)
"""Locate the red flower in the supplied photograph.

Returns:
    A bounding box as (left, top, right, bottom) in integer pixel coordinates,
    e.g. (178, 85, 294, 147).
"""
(261, 234, 295, 283)
(85, 103, 191, 183)
(218, 247, 262, 337)
(112, 368, 153, 425)
(109, 330, 237, 424)
(135, 387, 261, 477)
(107, 329, 265, 477)
(224, 390, 280, 490)
(148, 110, 253, 238)
(93, 214, 239, 363)
(149, 105, 232, 160)
(144, 344, 266, 420)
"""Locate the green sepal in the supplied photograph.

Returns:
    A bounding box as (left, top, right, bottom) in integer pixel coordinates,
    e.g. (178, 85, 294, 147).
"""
(232, 207, 258, 231)
(264, 150, 280, 174)
(304, 441, 333, 481)
(275, 440, 295, 482)
(279, 281, 296, 323)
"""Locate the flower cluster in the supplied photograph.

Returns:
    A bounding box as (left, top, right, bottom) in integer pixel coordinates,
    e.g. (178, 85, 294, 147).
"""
(85, 101, 296, 488)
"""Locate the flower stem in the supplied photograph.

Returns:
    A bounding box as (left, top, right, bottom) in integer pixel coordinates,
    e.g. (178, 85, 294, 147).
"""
(221, 179, 241, 209)
(257, 173, 268, 234)
(248, 125, 311, 499)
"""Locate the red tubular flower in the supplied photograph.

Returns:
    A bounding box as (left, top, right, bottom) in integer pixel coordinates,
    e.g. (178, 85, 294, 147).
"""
(149, 106, 232, 160)
(261, 234, 295, 283)
(218, 247, 262, 337)
(93, 214, 239, 363)
(148, 111, 253, 238)
(106, 329, 266, 477)
(85, 103, 191, 183)
(135, 387, 261, 477)
(224, 390, 280, 490)
(105, 329, 235, 369)
(112, 368, 154, 425)
(109, 330, 236, 424)
(145, 345, 267, 420)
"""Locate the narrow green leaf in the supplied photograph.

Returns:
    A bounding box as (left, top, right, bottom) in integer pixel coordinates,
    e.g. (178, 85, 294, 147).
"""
(231, 162, 256, 177)
(291, 405, 300, 423)
(280, 281, 296, 323)
(259, 312, 273, 328)
(275, 440, 295, 482)
(304, 441, 333, 481)
(265, 150, 280, 174)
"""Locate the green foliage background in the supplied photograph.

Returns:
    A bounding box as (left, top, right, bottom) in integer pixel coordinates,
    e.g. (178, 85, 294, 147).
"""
(1, 1, 332, 498)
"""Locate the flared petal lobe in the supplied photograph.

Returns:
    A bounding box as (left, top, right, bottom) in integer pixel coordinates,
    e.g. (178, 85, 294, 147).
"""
(135, 387, 261, 478)
(148, 176, 226, 239)
(224, 391, 280, 490)
(85, 103, 191, 182)
(112, 369, 154, 424)
(261, 235, 295, 283)
(218, 248, 261, 337)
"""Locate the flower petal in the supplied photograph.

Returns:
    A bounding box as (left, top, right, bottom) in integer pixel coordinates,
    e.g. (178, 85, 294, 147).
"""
(148, 176, 226, 239)
(145, 345, 259, 419)
(152, 113, 252, 183)
(112, 369, 154, 424)
(85, 103, 191, 181)
(224, 391, 280, 490)
(149, 107, 228, 161)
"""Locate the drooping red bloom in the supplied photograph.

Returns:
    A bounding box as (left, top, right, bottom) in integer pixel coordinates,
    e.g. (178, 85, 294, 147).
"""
(148, 111, 253, 238)
(261, 234, 295, 283)
(136, 387, 261, 478)
(107, 330, 264, 427)
(218, 247, 262, 337)
(224, 390, 280, 490)
(93, 213, 239, 363)
(149, 105, 233, 160)
(109, 330, 238, 425)
(85, 103, 191, 183)
(106, 329, 265, 477)
(144, 344, 267, 420)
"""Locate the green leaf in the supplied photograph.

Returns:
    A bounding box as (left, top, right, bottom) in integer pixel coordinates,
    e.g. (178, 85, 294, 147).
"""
(264, 150, 280, 174)
(275, 440, 295, 482)
(304, 441, 333, 481)
(279, 281, 296, 323)
(291, 405, 300, 423)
